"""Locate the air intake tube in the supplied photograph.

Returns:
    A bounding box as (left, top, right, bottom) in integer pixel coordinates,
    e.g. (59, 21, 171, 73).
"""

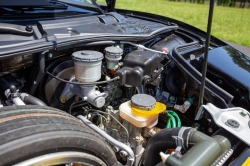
(144, 127, 235, 166)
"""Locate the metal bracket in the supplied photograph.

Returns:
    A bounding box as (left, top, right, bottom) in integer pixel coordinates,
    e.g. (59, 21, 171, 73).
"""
(196, 103, 250, 146)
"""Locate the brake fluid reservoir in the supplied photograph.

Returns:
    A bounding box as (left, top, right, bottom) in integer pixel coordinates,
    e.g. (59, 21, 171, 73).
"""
(104, 47, 123, 70)
(72, 50, 103, 83)
(119, 94, 166, 128)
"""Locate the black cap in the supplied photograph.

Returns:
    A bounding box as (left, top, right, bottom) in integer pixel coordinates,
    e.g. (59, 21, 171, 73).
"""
(10, 85, 17, 93)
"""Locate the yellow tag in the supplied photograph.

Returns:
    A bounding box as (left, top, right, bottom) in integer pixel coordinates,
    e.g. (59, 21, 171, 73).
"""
(243, 157, 250, 166)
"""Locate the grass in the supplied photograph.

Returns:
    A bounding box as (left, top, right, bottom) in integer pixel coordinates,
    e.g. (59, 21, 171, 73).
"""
(98, 0, 250, 47)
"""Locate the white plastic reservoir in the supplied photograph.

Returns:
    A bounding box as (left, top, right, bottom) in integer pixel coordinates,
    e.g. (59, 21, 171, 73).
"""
(119, 101, 159, 128)
(72, 50, 103, 83)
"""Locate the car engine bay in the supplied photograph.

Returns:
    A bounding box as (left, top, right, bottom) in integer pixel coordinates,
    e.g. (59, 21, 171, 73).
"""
(0, 12, 250, 166)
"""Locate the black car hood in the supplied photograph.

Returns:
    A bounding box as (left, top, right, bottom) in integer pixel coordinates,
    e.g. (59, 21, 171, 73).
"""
(205, 45, 250, 99)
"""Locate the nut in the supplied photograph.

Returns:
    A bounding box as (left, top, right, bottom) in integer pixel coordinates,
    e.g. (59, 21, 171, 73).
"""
(119, 150, 128, 157)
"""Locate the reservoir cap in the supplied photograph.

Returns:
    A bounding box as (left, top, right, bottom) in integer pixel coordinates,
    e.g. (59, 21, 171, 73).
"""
(105, 47, 123, 57)
(131, 94, 156, 110)
(72, 50, 103, 62)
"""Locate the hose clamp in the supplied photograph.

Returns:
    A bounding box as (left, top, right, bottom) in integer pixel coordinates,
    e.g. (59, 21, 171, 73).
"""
(172, 127, 191, 151)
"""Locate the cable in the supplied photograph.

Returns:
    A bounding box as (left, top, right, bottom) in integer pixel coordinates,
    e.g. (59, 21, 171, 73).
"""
(46, 71, 119, 85)
(88, 109, 129, 143)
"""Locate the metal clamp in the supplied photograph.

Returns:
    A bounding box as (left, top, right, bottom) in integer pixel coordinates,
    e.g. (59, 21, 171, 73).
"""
(172, 127, 191, 151)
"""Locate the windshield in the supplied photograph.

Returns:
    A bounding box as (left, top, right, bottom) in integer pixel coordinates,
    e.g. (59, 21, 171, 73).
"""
(0, 0, 103, 21)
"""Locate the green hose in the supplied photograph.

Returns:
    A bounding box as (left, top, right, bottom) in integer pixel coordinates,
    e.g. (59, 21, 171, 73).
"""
(166, 114, 172, 128)
(168, 111, 181, 127)
(166, 113, 176, 128)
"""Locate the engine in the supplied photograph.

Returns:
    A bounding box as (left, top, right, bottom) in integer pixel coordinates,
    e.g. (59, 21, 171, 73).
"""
(0, 34, 249, 166)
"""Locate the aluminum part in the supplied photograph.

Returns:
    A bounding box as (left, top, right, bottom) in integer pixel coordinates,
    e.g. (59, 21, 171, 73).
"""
(12, 97, 25, 106)
(197, 103, 250, 146)
(59, 83, 107, 108)
(77, 115, 135, 166)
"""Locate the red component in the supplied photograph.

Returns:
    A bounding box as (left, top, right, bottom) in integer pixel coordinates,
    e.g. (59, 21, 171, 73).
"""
(169, 149, 175, 154)
(111, 69, 118, 74)
(162, 47, 168, 53)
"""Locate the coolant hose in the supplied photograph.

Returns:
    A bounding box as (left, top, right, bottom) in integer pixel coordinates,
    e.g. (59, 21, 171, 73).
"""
(20, 93, 47, 106)
(168, 111, 181, 127)
(144, 127, 233, 166)
(144, 128, 182, 166)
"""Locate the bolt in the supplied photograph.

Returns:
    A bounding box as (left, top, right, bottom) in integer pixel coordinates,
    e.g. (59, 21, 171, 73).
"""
(225, 119, 240, 128)
(98, 124, 104, 130)
(25, 25, 32, 32)
(208, 128, 213, 133)
(48, 53, 53, 58)
(217, 79, 223, 85)
(135, 136, 140, 141)
(119, 150, 128, 157)
(113, 146, 119, 153)
(170, 96, 176, 102)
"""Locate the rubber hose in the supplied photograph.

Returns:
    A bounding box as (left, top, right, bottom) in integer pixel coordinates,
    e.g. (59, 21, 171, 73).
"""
(168, 111, 181, 127)
(23, 94, 47, 106)
(166, 114, 172, 128)
(167, 113, 176, 128)
(144, 128, 182, 166)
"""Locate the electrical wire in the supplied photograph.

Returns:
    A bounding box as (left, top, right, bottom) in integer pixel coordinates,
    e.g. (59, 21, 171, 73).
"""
(88, 109, 129, 143)
(46, 71, 119, 85)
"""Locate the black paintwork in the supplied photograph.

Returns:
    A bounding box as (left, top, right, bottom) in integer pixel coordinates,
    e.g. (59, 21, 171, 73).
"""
(206, 46, 250, 91)
(0, 13, 177, 58)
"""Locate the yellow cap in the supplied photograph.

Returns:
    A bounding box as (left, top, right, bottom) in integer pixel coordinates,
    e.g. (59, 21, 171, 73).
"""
(132, 102, 166, 116)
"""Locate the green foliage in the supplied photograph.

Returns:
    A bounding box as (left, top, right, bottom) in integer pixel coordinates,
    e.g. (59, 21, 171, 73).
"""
(98, 0, 250, 47)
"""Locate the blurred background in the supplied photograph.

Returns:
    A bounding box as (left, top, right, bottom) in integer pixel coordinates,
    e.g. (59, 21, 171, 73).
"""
(98, 0, 250, 48)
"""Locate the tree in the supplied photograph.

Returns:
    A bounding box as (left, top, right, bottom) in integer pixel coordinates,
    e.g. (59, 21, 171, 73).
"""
(224, 46, 250, 73)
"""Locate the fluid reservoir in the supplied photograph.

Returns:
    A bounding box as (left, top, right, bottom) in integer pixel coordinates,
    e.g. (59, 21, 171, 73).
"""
(72, 50, 103, 82)
(104, 47, 123, 70)
(120, 94, 166, 128)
